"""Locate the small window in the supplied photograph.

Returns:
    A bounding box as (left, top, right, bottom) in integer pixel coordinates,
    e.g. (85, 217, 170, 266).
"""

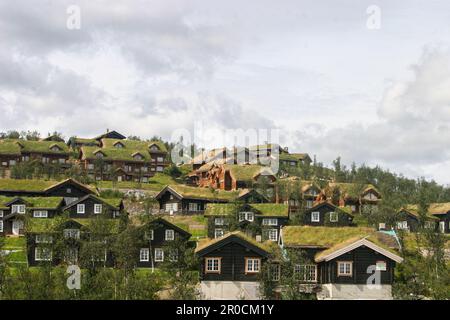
(294, 265, 317, 282)
(271, 264, 281, 281)
(376, 261, 387, 271)
(0, 220, 3, 232)
(33, 210, 48, 218)
(239, 212, 254, 222)
(329, 212, 338, 222)
(262, 218, 277, 226)
(306, 200, 313, 209)
(165, 203, 178, 213)
(77, 204, 85, 214)
(337, 261, 353, 276)
(205, 257, 221, 273)
(144, 230, 154, 241)
(169, 249, 179, 262)
(214, 229, 224, 239)
(64, 229, 80, 239)
(311, 212, 320, 222)
(397, 221, 408, 230)
(35, 235, 53, 244)
(245, 258, 261, 273)
(0, 210, 3, 218)
(35, 247, 52, 261)
(165, 229, 175, 241)
(188, 202, 199, 212)
(12, 204, 26, 214)
(140, 248, 149, 262)
(66, 188, 72, 194)
(155, 248, 164, 262)
(215, 218, 224, 226)
(94, 204, 103, 214)
(268, 229, 278, 242)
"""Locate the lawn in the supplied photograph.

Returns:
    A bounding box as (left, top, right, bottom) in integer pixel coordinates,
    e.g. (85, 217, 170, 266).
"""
(1, 236, 28, 265)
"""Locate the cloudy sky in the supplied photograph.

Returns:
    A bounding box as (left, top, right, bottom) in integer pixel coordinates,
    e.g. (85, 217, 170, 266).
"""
(1, 1, 450, 184)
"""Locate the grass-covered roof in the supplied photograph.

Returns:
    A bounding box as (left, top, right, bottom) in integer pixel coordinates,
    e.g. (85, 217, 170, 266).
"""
(101, 138, 167, 153)
(327, 182, 380, 200)
(0, 139, 69, 156)
(26, 217, 121, 233)
(0, 196, 64, 209)
(204, 203, 289, 217)
(404, 203, 450, 216)
(167, 185, 239, 201)
(0, 140, 22, 155)
(0, 179, 57, 192)
(195, 231, 271, 253)
(224, 164, 274, 182)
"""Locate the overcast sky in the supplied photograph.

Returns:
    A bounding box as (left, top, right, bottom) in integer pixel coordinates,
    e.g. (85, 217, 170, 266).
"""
(1, 1, 450, 184)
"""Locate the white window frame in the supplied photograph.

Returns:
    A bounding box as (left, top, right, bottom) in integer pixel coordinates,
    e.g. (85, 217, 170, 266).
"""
(239, 212, 254, 222)
(169, 249, 179, 262)
(397, 221, 408, 230)
(271, 264, 281, 281)
(268, 228, 278, 242)
(337, 261, 353, 277)
(94, 204, 103, 214)
(77, 204, 85, 214)
(155, 248, 164, 262)
(0, 220, 3, 232)
(35, 234, 53, 244)
(64, 229, 80, 239)
(165, 229, 175, 241)
(214, 228, 224, 239)
(376, 260, 387, 271)
(188, 202, 198, 212)
(33, 210, 48, 218)
(329, 212, 338, 222)
(144, 230, 154, 241)
(294, 264, 317, 282)
(12, 204, 26, 214)
(165, 203, 178, 213)
(35, 247, 52, 261)
(140, 248, 149, 262)
(215, 218, 225, 226)
(245, 258, 261, 273)
(205, 257, 221, 273)
(262, 218, 277, 226)
(311, 211, 320, 222)
(0, 210, 3, 217)
(306, 200, 314, 209)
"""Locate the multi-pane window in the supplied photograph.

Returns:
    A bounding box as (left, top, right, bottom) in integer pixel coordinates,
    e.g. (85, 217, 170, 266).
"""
(169, 249, 179, 262)
(165, 203, 178, 213)
(262, 218, 277, 226)
(144, 230, 154, 241)
(376, 261, 387, 271)
(268, 229, 278, 242)
(311, 212, 320, 222)
(155, 248, 164, 262)
(329, 212, 338, 222)
(0, 210, 3, 217)
(205, 258, 221, 273)
(245, 258, 261, 273)
(0, 220, 3, 232)
(294, 265, 317, 282)
(214, 229, 224, 239)
(64, 229, 80, 239)
(35, 235, 53, 243)
(156, 166, 164, 172)
(337, 261, 353, 276)
(33, 210, 48, 218)
(306, 200, 313, 209)
(165, 229, 175, 241)
(215, 218, 225, 226)
(77, 204, 85, 214)
(397, 221, 408, 230)
(140, 248, 149, 262)
(12, 204, 26, 214)
(35, 247, 52, 261)
(188, 203, 199, 212)
(65, 248, 78, 264)
(238, 212, 254, 222)
(94, 204, 103, 214)
(271, 264, 281, 281)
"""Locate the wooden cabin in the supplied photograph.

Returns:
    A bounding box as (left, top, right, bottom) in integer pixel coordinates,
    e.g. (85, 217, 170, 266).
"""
(303, 202, 354, 227)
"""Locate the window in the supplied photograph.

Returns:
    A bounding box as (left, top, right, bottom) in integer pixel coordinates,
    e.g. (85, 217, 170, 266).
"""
(165, 229, 175, 241)
(215, 218, 224, 226)
(155, 248, 164, 262)
(294, 265, 317, 282)
(0, 221, 3, 232)
(245, 258, 261, 273)
(35, 247, 52, 261)
(337, 261, 353, 276)
(0, 210, 3, 217)
(140, 248, 149, 262)
(379, 223, 386, 230)
(397, 221, 408, 230)
(169, 250, 179, 262)
(311, 212, 320, 222)
(376, 261, 387, 271)
(214, 229, 224, 238)
(94, 204, 103, 214)
(12, 204, 26, 214)
(144, 230, 154, 241)
(165, 203, 178, 213)
(64, 229, 80, 239)
(205, 257, 221, 273)
(157, 157, 164, 162)
(271, 264, 281, 281)
(329, 212, 338, 222)
(33, 210, 48, 218)
(156, 166, 164, 172)
(262, 218, 277, 226)
(188, 202, 199, 212)
(268, 229, 278, 241)
(35, 235, 53, 243)
(77, 204, 85, 214)
(64, 248, 78, 264)
(66, 188, 72, 194)
(306, 200, 313, 209)
(350, 205, 357, 213)
(439, 221, 445, 233)
(238, 212, 254, 222)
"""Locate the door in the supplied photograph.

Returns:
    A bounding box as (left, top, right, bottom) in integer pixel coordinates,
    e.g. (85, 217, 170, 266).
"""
(118, 175, 123, 182)
(12, 220, 23, 235)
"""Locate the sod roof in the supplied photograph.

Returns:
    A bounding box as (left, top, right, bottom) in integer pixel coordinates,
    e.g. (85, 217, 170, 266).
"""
(327, 182, 380, 200)
(0, 140, 22, 155)
(14, 140, 70, 154)
(195, 231, 271, 253)
(0, 178, 97, 194)
(204, 203, 289, 217)
(224, 164, 275, 182)
(26, 217, 121, 233)
(0, 196, 64, 210)
(101, 138, 167, 153)
(70, 138, 100, 146)
(401, 204, 447, 219)
(163, 185, 239, 201)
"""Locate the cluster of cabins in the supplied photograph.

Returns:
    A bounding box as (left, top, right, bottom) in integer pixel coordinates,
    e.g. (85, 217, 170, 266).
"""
(0, 138, 449, 300)
(0, 130, 169, 182)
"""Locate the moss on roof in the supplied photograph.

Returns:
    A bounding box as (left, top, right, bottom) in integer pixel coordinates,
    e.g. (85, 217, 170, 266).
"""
(168, 185, 239, 201)
(195, 231, 271, 253)
(327, 182, 380, 200)
(0, 140, 22, 155)
(14, 140, 69, 154)
(282, 226, 377, 247)
(101, 138, 167, 153)
(224, 164, 274, 182)
(26, 217, 121, 233)
(71, 138, 100, 146)
(279, 153, 300, 162)
(204, 203, 288, 217)
(0, 196, 64, 210)
(0, 179, 57, 192)
(404, 203, 450, 216)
